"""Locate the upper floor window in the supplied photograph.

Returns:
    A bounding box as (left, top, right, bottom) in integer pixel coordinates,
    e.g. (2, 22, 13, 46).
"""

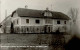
(57, 20, 60, 24)
(26, 19, 29, 23)
(17, 19, 18, 24)
(45, 19, 52, 24)
(35, 20, 40, 24)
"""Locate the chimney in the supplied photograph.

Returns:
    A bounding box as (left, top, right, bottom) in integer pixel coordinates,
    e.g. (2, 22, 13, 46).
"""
(46, 7, 49, 11)
(25, 5, 28, 9)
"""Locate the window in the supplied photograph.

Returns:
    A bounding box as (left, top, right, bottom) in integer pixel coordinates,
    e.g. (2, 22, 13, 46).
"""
(37, 28, 39, 31)
(35, 20, 40, 24)
(64, 21, 66, 24)
(45, 19, 52, 24)
(26, 19, 29, 23)
(17, 19, 18, 24)
(44, 12, 52, 16)
(21, 27, 24, 33)
(57, 20, 60, 24)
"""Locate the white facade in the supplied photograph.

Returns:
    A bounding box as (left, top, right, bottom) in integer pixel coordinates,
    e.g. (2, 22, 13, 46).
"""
(11, 12, 70, 33)
(1, 8, 70, 33)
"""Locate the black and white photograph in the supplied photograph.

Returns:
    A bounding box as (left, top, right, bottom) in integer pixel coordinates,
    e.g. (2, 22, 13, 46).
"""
(0, 0, 80, 50)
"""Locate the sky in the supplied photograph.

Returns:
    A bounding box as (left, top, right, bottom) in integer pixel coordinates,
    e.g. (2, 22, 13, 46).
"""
(0, 0, 80, 22)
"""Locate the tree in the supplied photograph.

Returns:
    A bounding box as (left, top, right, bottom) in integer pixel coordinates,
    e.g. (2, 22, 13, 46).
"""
(64, 36, 80, 50)
(68, 8, 79, 34)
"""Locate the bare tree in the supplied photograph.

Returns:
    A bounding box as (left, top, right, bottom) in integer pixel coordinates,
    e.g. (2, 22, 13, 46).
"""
(68, 8, 79, 34)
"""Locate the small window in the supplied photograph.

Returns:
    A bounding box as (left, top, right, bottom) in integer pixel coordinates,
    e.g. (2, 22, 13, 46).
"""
(45, 19, 52, 24)
(44, 12, 52, 16)
(64, 21, 66, 24)
(17, 19, 18, 24)
(57, 20, 60, 24)
(27, 28, 29, 31)
(35, 20, 40, 24)
(26, 19, 29, 23)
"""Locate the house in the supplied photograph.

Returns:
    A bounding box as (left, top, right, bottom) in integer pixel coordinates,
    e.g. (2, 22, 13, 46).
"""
(0, 15, 12, 33)
(1, 8, 70, 33)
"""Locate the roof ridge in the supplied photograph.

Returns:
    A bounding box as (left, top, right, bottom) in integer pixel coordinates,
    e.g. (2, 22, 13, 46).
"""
(17, 8, 44, 11)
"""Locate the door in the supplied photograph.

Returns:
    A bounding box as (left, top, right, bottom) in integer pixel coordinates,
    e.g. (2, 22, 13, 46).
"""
(44, 25, 52, 33)
(48, 27, 50, 33)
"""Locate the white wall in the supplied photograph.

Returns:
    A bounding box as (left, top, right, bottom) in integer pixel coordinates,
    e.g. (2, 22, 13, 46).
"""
(12, 13, 70, 32)
(20, 17, 70, 32)
(20, 17, 44, 26)
(12, 12, 21, 26)
(52, 19, 70, 32)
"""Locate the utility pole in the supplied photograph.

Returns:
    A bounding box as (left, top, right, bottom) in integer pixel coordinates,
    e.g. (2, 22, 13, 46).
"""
(5, 10, 7, 18)
(51, 4, 53, 11)
(25, 0, 28, 8)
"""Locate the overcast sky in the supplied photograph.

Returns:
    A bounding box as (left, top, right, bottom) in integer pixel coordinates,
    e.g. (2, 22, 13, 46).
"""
(0, 0, 80, 22)
(0, 0, 80, 32)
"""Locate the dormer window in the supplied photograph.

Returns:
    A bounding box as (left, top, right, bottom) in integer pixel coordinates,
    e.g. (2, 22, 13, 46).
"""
(44, 12, 52, 16)
(26, 19, 29, 23)
(44, 8, 52, 17)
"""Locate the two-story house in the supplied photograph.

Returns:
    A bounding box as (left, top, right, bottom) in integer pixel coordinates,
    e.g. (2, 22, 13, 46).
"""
(1, 8, 70, 33)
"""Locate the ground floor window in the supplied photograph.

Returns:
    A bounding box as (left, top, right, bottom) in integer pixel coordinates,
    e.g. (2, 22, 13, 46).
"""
(14, 27, 20, 33)
(13, 26, 45, 33)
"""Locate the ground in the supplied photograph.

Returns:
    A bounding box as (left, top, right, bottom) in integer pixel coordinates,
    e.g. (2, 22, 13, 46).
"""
(0, 33, 71, 50)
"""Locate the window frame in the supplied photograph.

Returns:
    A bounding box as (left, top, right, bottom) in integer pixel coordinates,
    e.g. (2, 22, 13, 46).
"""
(35, 19, 40, 24)
(64, 21, 66, 24)
(17, 19, 18, 24)
(57, 20, 60, 24)
(26, 19, 29, 23)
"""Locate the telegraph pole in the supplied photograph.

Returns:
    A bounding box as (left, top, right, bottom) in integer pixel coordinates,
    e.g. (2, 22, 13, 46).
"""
(51, 4, 53, 11)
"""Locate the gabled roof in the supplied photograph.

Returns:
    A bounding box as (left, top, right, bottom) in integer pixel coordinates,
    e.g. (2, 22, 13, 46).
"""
(12, 8, 70, 20)
(17, 8, 43, 17)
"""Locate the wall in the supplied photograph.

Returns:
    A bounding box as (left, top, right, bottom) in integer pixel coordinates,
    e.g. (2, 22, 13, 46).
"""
(13, 16, 70, 33)
(20, 17, 44, 26)
(3, 12, 70, 33)
(52, 19, 70, 32)
(12, 12, 21, 26)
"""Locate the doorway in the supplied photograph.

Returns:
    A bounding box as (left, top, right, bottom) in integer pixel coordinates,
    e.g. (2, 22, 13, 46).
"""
(44, 25, 52, 33)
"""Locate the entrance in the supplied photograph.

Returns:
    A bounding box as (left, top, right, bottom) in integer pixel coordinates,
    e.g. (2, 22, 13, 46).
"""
(48, 27, 50, 32)
(44, 25, 52, 33)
